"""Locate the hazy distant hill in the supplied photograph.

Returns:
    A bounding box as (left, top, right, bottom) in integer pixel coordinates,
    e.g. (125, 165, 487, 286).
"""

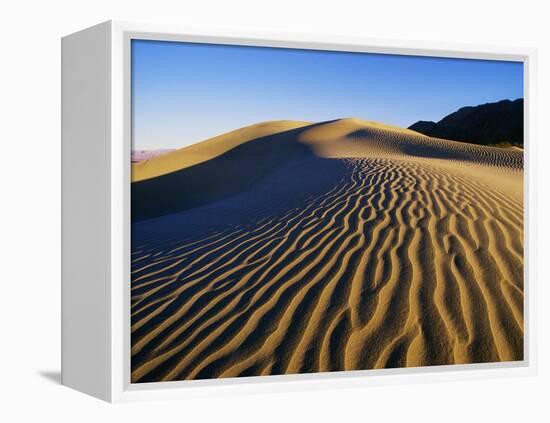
(131, 149, 174, 163)
(409, 99, 523, 147)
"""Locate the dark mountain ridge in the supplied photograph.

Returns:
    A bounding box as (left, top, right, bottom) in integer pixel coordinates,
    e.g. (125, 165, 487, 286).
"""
(409, 98, 523, 147)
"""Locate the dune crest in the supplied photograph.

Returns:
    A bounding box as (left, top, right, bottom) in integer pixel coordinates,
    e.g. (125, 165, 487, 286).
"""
(132, 120, 311, 182)
(131, 118, 523, 382)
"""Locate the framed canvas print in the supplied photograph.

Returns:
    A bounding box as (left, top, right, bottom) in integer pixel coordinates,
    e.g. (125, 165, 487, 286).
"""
(61, 21, 537, 402)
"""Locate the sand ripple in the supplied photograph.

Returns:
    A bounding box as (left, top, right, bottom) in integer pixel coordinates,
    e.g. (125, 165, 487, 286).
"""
(131, 123, 523, 382)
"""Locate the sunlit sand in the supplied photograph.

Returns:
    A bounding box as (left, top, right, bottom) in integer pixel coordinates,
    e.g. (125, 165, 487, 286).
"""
(131, 118, 523, 382)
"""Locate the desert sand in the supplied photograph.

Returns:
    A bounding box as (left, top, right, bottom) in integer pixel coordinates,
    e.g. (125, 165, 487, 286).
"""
(130, 118, 523, 382)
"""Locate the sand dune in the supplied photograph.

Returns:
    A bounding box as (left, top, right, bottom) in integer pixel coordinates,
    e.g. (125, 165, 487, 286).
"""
(131, 118, 523, 382)
(132, 120, 311, 182)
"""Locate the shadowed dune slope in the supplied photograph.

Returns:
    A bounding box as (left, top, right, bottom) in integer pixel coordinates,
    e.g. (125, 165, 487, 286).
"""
(131, 118, 523, 382)
(132, 118, 522, 221)
(132, 120, 312, 182)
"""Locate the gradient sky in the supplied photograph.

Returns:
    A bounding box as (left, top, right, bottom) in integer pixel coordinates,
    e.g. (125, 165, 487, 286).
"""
(132, 39, 523, 150)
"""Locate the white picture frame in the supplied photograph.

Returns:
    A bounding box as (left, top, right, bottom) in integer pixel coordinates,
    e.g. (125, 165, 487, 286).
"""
(61, 20, 538, 403)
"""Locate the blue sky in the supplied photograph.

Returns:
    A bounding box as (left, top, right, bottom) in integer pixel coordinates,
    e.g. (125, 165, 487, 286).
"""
(132, 39, 523, 150)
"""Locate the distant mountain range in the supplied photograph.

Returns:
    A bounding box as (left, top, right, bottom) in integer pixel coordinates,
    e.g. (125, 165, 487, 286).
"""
(131, 149, 175, 163)
(409, 99, 523, 147)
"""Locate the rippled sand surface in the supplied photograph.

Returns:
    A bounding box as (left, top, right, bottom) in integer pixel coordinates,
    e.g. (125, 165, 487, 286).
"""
(131, 119, 523, 382)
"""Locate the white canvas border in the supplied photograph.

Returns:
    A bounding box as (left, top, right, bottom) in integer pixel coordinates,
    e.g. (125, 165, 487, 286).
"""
(108, 20, 537, 403)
